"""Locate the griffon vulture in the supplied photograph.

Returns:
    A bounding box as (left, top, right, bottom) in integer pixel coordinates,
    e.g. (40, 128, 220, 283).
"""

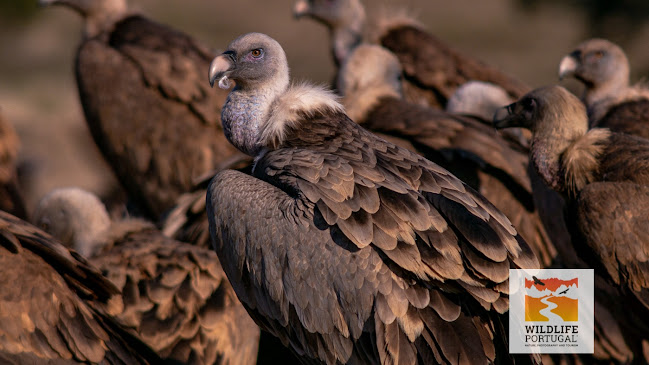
(0, 110, 26, 219)
(0, 210, 163, 364)
(206, 32, 539, 365)
(33, 187, 261, 365)
(294, 0, 530, 108)
(39, 0, 245, 220)
(559, 38, 649, 140)
(494, 85, 649, 362)
(338, 44, 557, 266)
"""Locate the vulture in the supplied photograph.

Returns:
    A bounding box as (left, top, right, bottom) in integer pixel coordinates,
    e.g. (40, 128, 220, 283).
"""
(0, 210, 163, 364)
(206, 32, 539, 364)
(338, 44, 557, 266)
(39, 0, 247, 220)
(494, 85, 649, 362)
(0, 109, 26, 219)
(33, 187, 261, 365)
(559, 38, 649, 140)
(293, 0, 530, 108)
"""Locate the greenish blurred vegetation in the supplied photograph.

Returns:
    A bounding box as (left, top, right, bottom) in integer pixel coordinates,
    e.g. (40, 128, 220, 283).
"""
(0, 0, 39, 23)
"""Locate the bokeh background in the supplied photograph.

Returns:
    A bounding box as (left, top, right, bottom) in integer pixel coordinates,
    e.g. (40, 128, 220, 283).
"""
(2, 0, 649, 216)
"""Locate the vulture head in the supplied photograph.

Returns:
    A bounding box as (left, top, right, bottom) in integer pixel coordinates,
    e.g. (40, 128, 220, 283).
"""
(338, 44, 402, 121)
(39, 0, 127, 37)
(558, 38, 630, 106)
(446, 81, 513, 121)
(33, 187, 111, 257)
(293, 0, 365, 65)
(494, 85, 591, 192)
(493, 85, 588, 137)
(209, 32, 342, 157)
(209, 32, 289, 92)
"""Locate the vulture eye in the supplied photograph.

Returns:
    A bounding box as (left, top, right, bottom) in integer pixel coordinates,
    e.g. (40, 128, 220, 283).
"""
(522, 97, 536, 111)
(250, 49, 264, 58)
(594, 50, 604, 59)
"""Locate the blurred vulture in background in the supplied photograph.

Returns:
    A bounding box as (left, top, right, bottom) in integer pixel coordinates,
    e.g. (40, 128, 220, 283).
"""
(34, 188, 261, 365)
(0, 110, 26, 219)
(39, 0, 246, 220)
(338, 44, 558, 266)
(494, 85, 649, 362)
(293, 0, 530, 108)
(559, 38, 649, 140)
(0, 210, 163, 364)
(206, 32, 539, 364)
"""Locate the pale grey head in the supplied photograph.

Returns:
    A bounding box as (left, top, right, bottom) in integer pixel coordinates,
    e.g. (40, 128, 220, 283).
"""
(446, 81, 513, 121)
(209, 33, 291, 157)
(558, 38, 630, 106)
(33, 187, 111, 257)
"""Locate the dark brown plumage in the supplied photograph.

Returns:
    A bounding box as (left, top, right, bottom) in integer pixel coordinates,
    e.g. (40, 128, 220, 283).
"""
(0, 110, 26, 219)
(559, 38, 649, 140)
(33, 187, 261, 365)
(207, 32, 539, 364)
(40, 0, 244, 220)
(294, 0, 530, 108)
(340, 44, 559, 266)
(0, 210, 163, 364)
(494, 85, 649, 363)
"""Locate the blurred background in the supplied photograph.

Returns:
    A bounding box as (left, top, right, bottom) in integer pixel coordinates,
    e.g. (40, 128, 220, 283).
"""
(2, 0, 649, 216)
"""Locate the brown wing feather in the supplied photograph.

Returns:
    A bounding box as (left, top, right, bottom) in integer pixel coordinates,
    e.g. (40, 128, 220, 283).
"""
(0, 212, 161, 364)
(360, 97, 557, 266)
(598, 132, 649, 185)
(576, 182, 649, 297)
(207, 112, 539, 364)
(380, 25, 530, 108)
(89, 226, 260, 365)
(76, 15, 239, 219)
(594, 99, 649, 140)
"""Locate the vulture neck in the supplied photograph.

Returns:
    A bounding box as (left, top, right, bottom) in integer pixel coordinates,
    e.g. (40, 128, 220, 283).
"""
(582, 71, 629, 109)
(57, 0, 127, 38)
(530, 116, 589, 194)
(69, 207, 112, 257)
(330, 6, 365, 65)
(222, 77, 290, 157)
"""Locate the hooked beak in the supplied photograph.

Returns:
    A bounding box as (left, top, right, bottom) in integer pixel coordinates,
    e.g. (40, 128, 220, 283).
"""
(558, 55, 578, 80)
(208, 52, 235, 89)
(493, 103, 519, 129)
(293, 0, 310, 18)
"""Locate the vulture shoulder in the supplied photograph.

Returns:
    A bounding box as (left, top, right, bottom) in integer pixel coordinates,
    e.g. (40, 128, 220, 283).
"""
(369, 14, 529, 108)
(593, 97, 649, 140)
(75, 14, 240, 219)
(0, 111, 25, 218)
(574, 182, 649, 308)
(90, 223, 260, 365)
(208, 109, 539, 364)
(0, 211, 161, 364)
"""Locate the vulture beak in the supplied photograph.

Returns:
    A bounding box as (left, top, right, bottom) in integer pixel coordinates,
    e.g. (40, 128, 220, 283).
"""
(493, 103, 520, 129)
(209, 51, 235, 89)
(293, 0, 310, 18)
(558, 55, 578, 80)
